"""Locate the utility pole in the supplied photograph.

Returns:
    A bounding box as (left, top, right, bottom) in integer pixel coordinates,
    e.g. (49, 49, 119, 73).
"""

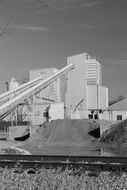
(97, 84, 99, 119)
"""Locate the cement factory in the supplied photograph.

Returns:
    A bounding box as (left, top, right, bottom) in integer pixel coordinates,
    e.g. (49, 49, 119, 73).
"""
(1, 52, 126, 140)
(1, 53, 109, 125)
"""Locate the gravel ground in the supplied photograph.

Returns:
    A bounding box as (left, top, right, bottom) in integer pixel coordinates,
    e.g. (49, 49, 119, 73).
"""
(0, 168, 126, 190)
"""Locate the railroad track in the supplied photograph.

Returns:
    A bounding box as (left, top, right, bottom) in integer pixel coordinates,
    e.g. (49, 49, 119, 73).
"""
(0, 155, 127, 171)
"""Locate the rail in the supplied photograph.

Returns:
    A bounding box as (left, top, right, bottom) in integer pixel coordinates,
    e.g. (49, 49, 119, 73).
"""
(0, 155, 127, 171)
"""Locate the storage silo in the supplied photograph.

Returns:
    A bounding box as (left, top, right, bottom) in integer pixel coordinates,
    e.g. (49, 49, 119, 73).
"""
(6, 78, 19, 91)
(66, 53, 88, 119)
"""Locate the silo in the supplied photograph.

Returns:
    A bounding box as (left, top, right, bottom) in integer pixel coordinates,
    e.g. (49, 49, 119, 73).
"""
(6, 78, 19, 91)
(66, 53, 88, 119)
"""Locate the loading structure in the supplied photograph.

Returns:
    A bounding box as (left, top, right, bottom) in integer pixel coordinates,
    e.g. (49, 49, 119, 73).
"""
(0, 64, 74, 126)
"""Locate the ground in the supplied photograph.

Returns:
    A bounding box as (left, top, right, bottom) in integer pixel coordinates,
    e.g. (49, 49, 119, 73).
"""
(0, 119, 126, 156)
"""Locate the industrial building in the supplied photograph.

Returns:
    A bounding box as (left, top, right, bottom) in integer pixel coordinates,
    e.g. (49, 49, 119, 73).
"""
(66, 53, 88, 119)
(66, 53, 108, 119)
(27, 52, 108, 121)
(103, 98, 127, 121)
(0, 64, 73, 129)
(0, 52, 109, 132)
(87, 85, 108, 119)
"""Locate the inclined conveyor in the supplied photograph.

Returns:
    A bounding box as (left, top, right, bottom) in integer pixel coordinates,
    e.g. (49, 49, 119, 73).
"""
(0, 64, 74, 119)
(0, 76, 43, 103)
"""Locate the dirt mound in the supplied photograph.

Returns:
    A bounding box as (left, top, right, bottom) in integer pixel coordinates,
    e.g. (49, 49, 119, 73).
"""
(101, 119, 127, 145)
(28, 119, 100, 144)
(27, 125, 46, 144)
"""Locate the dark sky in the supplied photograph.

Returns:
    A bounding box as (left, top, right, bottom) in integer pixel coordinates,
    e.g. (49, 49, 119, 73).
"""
(0, 0, 127, 100)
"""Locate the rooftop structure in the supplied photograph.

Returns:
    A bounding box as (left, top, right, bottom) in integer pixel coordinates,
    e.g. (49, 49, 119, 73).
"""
(85, 54, 102, 85)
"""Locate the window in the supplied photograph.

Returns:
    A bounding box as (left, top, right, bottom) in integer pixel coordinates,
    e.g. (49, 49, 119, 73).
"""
(117, 115, 122, 121)
(94, 114, 98, 120)
(88, 114, 93, 119)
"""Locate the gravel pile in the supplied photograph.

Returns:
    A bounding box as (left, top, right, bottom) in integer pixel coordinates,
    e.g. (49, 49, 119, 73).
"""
(101, 119, 127, 146)
(28, 119, 100, 144)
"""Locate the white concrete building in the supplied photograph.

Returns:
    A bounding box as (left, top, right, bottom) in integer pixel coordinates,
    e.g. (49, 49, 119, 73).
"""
(87, 85, 108, 119)
(48, 102, 64, 122)
(103, 98, 127, 121)
(66, 52, 108, 119)
(66, 53, 88, 119)
(26, 52, 108, 122)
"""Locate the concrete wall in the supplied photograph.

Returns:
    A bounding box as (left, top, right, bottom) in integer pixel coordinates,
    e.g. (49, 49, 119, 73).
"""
(99, 86, 108, 109)
(103, 110, 127, 121)
(66, 53, 88, 118)
(87, 85, 98, 109)
(87, 85, 108, 110)
(9, 125, 29, 140)
(102, 111, 110, 120)
(32, 104, 49, 125)
(48, 102, 64, 122)
(70, 110, 81, 119)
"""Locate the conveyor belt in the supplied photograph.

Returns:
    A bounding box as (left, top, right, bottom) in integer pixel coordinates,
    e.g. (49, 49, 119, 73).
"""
(0, 64, 74, 118)
(0, 76, 43, 103)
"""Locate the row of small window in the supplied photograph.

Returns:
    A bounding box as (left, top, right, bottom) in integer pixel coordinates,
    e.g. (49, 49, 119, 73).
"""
(88, 114, 98, 120)
(88, 114, 123, 121)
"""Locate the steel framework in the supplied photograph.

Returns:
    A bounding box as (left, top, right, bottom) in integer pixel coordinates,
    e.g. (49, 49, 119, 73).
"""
(0, 64, 74, 125)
